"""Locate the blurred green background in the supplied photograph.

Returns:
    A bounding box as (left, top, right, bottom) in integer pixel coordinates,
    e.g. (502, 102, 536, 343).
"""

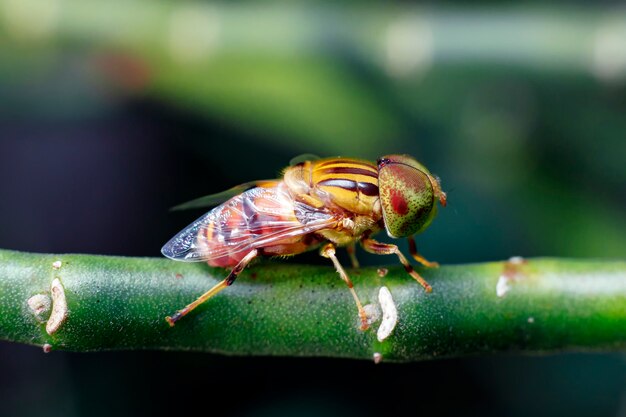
(0, 1, 625, 417)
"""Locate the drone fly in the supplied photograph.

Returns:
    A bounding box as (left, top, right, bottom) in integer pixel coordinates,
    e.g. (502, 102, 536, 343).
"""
(162, 154, 446, 330)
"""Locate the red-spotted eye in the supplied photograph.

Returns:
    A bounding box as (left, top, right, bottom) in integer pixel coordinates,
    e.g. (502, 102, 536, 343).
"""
(377, 155, 437, 238)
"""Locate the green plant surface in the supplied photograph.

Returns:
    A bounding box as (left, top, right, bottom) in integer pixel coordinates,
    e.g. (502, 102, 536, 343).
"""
(1, 249, 625, 362)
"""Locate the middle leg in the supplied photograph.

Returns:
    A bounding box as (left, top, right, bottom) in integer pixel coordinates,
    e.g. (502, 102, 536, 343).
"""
(320, 243, 369, 330)
(346, 242, 360, 269)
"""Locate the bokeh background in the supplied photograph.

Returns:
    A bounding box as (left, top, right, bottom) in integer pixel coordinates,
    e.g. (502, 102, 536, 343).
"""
(1, 1, 625, 416)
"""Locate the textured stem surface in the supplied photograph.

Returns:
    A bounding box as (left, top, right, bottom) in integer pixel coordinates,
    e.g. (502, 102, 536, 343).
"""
(1, 249, 625, 362)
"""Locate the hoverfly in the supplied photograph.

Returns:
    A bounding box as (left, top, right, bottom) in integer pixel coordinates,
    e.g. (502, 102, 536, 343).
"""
(162, 154, 446, 330)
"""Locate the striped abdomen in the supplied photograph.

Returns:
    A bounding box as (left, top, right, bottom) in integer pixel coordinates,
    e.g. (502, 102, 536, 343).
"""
(196, 184, 330, 267)
(283, 157, 382, 216)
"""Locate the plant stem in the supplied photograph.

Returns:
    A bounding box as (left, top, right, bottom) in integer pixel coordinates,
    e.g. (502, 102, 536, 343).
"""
(1, 249, 625, 361)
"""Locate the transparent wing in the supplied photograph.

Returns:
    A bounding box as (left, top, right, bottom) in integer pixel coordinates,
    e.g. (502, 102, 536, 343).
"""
(289, 153, 320, 166)
(172, 154, 321, 212)
(170, 179, 279, 211)
(162, 184, 339, 263)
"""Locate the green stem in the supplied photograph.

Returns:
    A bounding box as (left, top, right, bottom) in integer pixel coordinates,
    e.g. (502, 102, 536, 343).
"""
(1, 249, 625, 362)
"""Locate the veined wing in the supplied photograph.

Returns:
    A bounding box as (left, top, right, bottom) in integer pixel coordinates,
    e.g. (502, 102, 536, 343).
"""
(161, 184, 339, 263)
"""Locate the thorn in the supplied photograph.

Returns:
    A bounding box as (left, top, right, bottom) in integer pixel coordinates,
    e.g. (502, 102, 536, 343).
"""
(46, 278, 68, 336)
(377, 286, 398, 342)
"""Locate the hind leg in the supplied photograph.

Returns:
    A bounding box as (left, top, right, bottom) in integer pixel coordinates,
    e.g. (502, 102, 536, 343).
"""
(166, 249, 259, 326)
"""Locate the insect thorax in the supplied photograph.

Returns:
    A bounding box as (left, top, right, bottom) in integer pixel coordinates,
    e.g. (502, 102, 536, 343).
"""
(283, 157, 383, 218)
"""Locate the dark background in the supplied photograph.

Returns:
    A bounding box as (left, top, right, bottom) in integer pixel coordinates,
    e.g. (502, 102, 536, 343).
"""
(1, 2, 626, 416)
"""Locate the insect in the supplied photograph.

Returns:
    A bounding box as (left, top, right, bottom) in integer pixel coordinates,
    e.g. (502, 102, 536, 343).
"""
(162, 154, 446, 330)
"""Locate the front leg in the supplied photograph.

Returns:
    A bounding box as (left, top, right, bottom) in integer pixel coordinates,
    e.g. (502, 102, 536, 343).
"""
(407, 236, 439, 268)
(360, 238, 432, 293)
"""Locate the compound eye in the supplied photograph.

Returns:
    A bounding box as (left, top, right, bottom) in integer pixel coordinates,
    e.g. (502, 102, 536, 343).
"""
(378, 161, 434, 238)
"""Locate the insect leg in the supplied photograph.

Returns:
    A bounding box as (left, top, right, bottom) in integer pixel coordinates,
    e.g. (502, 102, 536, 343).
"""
(407, 236, 439, 268)
(165, 249, 259, 327)
(320, 243, 369, 331)
(361, 238, 432, 293)
(346, 242, 360, 269)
